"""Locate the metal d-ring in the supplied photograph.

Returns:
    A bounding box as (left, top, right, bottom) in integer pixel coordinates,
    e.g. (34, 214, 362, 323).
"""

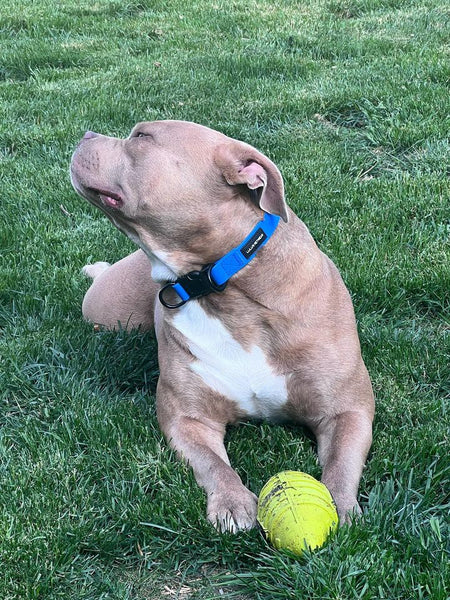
(158, 283, 188, 309)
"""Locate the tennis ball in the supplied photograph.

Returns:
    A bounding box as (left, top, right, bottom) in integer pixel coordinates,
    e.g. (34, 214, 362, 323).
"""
(257, 471, 338, 556)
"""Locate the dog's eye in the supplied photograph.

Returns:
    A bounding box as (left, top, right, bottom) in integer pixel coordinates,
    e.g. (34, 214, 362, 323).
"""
(134, 131, 156, 142)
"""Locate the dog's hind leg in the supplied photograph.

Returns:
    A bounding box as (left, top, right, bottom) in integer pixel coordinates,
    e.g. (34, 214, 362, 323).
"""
(82, 249, 158, 331)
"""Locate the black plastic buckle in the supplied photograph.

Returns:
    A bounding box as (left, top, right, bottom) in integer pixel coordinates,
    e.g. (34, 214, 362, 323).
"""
(158, 264, 227, 309)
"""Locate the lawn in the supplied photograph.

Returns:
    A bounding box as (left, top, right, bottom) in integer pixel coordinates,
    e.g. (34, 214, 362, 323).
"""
(0, 0, 449, 598)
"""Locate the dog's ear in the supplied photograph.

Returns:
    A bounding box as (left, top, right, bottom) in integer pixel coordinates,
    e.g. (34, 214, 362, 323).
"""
(214, 141, 289, 223)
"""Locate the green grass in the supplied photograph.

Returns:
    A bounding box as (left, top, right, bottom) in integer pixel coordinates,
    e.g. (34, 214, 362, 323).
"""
(1, 0, 449, 598)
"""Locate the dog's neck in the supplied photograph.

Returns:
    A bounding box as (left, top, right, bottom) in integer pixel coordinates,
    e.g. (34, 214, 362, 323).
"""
(158, 213, 281, 309)
(228, 217, 319, 307)
(154, 210, 320, 317)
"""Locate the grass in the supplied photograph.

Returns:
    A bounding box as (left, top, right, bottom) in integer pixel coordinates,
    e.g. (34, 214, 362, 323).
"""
(0, 0, 449, 598)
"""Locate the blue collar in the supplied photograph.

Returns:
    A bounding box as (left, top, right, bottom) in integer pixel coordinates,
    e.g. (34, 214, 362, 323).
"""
(159, 213, 280, 309)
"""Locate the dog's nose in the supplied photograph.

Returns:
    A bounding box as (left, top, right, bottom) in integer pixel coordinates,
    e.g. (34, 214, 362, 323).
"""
(83, 131, 99, 140)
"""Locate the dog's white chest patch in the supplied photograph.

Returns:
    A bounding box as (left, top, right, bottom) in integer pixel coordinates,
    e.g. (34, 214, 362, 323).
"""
(172, 302, 288, 419)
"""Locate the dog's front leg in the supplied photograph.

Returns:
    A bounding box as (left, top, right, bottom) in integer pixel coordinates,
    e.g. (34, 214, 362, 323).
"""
(156, 385, 258, 533)
(315, 410, 373, 524)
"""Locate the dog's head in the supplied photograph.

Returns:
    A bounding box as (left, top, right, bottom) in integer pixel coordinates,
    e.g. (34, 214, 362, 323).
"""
(70, 120, 288, 280)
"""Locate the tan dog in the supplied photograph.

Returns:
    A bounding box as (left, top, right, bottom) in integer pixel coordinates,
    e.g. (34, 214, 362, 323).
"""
(71, 120, 374, 532)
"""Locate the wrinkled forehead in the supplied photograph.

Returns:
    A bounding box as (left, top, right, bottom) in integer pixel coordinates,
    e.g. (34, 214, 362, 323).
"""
(128, 119, 229, 146)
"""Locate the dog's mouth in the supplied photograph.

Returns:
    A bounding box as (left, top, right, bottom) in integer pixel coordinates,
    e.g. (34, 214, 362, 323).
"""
(69, 165, 124, 211)
(88, 188, 124, 210)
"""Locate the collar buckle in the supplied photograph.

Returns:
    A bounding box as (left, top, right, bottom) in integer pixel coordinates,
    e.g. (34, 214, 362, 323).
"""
(159, 263, 227, 309)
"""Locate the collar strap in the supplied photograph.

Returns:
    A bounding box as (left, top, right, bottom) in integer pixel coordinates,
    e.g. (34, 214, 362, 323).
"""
(159, 213, 280, 309)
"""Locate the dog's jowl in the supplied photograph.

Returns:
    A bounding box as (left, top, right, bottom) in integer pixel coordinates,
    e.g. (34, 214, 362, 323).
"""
(71, 120, 374, 533)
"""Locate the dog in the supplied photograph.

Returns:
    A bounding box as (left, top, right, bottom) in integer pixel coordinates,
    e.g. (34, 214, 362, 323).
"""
(70, 120, 374, 532)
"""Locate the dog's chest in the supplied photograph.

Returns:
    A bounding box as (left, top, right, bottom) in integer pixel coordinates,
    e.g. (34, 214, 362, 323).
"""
(171, 302, 288, 419)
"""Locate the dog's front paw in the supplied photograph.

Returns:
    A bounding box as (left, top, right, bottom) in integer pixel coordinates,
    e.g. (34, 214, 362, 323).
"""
(207, 485, 258, 533)
(333, 494, 362, 526)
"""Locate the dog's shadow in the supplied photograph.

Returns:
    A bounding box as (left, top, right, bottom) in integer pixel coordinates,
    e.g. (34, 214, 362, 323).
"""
(225, 419, 321, 488)
(83, 325, 159, 395)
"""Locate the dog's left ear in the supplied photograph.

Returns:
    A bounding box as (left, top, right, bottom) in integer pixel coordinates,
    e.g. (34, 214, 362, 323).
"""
(214, 141, 289, 222)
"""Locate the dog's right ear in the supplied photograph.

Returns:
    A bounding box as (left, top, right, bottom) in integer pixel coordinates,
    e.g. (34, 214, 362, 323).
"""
(214, 140, 289, 222)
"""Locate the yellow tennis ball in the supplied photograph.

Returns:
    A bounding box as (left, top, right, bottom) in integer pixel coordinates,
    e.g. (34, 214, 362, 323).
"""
(257, 471, 339, 556)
